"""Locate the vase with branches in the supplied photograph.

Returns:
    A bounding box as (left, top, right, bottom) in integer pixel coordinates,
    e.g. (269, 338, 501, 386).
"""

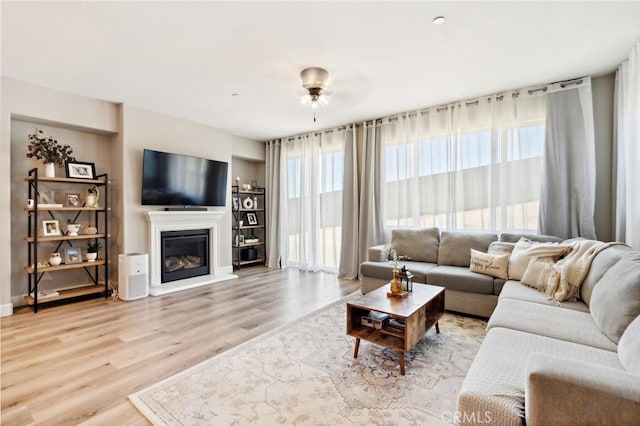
(26, 129, 75, 176)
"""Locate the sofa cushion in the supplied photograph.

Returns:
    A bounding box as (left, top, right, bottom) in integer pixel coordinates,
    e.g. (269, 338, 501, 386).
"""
(508, 238, 571, 281)
(488, 298, 616, 351)
(437, 231, 497, 267)
(493, 278, 507, 296)
(470, 249, 509, 280)
(457, 327, 622, 426)
(427, 265, 495, 294)
(498, 281, 589, 312)
(499, 232, 563, 243)
(618, 314, 640, 374)
(390, 227, 439, 263)
(359, 260, 435, 283)
(580, 244, 632, 306)
(590, 252, 640, 343)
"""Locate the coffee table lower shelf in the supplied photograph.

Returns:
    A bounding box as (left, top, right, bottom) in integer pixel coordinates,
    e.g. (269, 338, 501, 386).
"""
(346, 283, 445, 375)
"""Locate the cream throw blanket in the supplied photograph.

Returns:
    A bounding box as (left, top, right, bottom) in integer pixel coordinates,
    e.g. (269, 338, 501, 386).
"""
(547, 240, 614, 302)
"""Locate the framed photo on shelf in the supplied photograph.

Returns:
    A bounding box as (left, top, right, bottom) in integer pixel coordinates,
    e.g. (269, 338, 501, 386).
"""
(65, 192, 82, 207)
(64, 247, 82, 264)
(246, 212, 258, 226)
(235, 234, 245, 246)
(232, 197, 239, 211)
(42, 220, 61, 236)
(65, 161, 96, 179)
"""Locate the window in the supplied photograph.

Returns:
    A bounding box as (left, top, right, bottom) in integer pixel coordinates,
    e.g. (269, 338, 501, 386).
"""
(284, 137, 346, 272)
(383, 117, 545, 232)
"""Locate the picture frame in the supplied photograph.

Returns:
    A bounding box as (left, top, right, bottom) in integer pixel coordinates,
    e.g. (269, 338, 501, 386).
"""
(65, 192, 82, 207)
(235, 234, 245, 246)
(246, 212, 258, 226)
(232, 197, 239, 211)
(42, 220, 61, 236)
(64, 247, 82, 264)
(65, 161, 96, 179)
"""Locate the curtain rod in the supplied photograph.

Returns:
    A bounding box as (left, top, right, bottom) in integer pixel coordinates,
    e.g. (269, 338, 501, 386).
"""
(362, 76, 588, 128)
(282, 124, 354, 141)
(559, 78, 584, 88)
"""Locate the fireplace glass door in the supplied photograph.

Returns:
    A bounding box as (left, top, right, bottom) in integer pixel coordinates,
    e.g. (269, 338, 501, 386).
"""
(161, 229, 210, 283)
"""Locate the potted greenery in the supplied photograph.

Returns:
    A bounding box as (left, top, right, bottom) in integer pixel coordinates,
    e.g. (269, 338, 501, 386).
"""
(65, 219, 82, 236)
(26, 129, 75, 177)
(244, 234, 259, 244)
(86, 239, 102, 262)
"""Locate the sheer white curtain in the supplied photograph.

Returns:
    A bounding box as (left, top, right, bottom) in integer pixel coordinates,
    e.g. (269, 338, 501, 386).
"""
(280, 127, 349, 272)
(615, 42, 640, 249)
(380, 89, 546, 232)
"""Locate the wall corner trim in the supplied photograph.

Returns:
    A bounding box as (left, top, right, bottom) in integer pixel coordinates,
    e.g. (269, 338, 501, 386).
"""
(1, 303, 14, 317)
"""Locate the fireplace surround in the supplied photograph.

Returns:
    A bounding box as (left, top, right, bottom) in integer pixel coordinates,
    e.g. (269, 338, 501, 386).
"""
(146, 211, 236, 296)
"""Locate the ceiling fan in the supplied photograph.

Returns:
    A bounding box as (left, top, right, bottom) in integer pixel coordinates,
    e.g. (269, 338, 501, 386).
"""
(299, 67, 331, 122)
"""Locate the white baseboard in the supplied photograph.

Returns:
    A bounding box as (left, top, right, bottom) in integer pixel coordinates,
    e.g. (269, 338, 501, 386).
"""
(1, 302, 14, 317)
(219, 264, 234, 275)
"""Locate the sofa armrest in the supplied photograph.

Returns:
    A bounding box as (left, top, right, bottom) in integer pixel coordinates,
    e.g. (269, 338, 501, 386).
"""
(368, 245, 387, 262)
(526, 353, 640, 426)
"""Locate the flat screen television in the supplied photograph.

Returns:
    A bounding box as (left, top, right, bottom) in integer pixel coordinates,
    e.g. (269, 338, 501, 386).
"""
(141, 149, 228, 206)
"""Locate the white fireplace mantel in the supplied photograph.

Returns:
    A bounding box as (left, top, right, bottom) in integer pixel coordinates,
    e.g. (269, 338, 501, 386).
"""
(145, 210, 236, 296)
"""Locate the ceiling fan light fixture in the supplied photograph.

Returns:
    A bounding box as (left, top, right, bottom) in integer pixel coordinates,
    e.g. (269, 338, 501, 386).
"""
(299, 67, 331, 122)
(300, 67, 329, 89)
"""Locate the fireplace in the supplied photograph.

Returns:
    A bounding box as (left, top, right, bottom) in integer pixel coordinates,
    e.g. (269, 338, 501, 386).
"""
(146, 211, 237, 296)
(161, 229, 210, 283)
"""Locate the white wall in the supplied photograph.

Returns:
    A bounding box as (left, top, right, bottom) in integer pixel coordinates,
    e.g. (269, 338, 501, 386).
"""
(232, 135, 265, 162)
(120, 105, 234, 268)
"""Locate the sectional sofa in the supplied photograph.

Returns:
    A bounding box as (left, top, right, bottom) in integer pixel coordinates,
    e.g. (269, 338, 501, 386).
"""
(360, 228, 563, 317)
(359, 228, 640, 425)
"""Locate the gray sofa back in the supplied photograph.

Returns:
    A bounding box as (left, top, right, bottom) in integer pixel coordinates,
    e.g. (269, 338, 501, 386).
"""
(437, 231, 498, 267)
(499, 232, 563, 243)
(390, 228, 439, 263)
(580, 244, 632, 306)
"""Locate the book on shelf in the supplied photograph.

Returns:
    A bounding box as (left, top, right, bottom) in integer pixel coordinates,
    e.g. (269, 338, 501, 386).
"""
(36, 203, 63, 208)
(29, 289, 59, 299)
(361, 311, 391, 329)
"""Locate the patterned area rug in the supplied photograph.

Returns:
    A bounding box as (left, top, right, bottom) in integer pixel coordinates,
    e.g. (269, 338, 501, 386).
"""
(130, 294, 487, 425)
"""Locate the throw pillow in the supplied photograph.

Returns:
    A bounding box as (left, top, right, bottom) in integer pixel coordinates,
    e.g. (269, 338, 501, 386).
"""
(521, 258, 559, 293)
(488, 241, 515, 256)
(508, 238, 571, 281)
(469, 249, 509, 280)
(590, 252, 640, 343)
(618, 314, 640, 374)
(390, 228, 439, 263)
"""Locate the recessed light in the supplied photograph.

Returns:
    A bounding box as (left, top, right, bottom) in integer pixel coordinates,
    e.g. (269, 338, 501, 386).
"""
(433, 16, 445, 25)
(231, 93, 239, 97)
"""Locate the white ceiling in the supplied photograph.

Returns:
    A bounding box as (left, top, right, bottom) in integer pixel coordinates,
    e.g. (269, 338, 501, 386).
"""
(2, 1, 640, 141)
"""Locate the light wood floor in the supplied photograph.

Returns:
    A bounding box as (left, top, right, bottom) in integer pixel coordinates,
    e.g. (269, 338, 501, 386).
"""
(1, 267, 361, 425)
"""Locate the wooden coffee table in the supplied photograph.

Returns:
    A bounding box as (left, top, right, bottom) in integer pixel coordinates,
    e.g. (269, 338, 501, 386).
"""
(346, 283, 445, 375)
